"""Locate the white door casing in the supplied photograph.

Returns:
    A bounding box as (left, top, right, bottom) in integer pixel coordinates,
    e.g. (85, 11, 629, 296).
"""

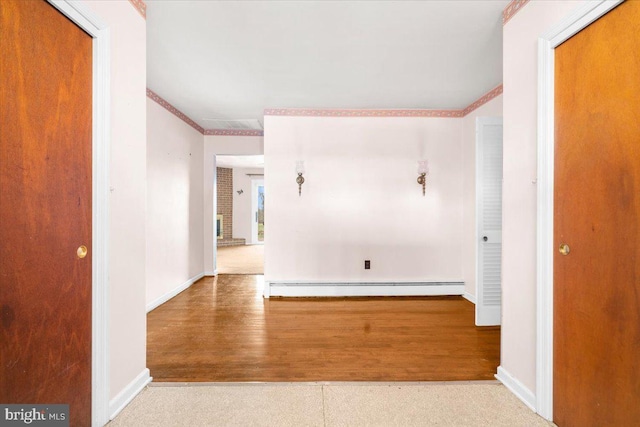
(212, 155, 218, 274)
(251, 178, 264, 244)
(476, 117, 503, 326)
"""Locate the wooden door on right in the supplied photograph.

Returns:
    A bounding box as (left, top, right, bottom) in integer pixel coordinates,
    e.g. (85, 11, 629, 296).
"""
(554, 1, 640, 425)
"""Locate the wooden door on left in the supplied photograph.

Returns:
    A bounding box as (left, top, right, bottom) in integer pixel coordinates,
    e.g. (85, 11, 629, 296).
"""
(0, 0, 93, 425)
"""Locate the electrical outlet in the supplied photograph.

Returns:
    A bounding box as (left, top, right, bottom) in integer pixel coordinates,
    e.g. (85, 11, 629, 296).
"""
(364, 260, 371, 270)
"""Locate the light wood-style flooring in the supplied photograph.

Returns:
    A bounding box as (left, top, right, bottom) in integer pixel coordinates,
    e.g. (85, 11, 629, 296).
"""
(147, 275, 500, 382)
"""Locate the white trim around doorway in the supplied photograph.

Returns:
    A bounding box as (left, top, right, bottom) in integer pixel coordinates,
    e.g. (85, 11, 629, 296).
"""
(251, 178, 265, 245)
(47, 1, 110, 425)
(536, 0, 622, 421)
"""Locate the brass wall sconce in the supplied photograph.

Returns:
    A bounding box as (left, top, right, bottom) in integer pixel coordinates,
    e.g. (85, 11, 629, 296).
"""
(417, 160, 429, 196)
(296, 161, 305, 196)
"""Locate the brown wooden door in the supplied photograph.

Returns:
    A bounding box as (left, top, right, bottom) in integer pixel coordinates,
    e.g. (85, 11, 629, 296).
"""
(0, 0, 93, 425)
(554, 1, 640, 426)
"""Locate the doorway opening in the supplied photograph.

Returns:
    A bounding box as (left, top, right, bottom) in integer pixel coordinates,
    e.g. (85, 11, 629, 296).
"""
(148, 146, 502, 382)
(215, 155, 264, 275)
(252, 179, 265, 243)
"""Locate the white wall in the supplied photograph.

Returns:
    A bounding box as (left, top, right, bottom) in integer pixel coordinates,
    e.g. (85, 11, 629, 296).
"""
(146, 98, 204, 307)
(232, 167, 264, 244)
(461, 95, 503, 299)
(264, 116, 464, 283)
(81, 0, 147, 401)
(203, 136, 264, 273)
(502, 0, 585, 395)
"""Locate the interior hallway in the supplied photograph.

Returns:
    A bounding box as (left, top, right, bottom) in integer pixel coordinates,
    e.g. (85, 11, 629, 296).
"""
(147, 275, 500, 382)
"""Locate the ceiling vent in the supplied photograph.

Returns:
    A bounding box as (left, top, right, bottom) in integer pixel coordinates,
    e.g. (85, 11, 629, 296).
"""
(202, 118, 263, 130)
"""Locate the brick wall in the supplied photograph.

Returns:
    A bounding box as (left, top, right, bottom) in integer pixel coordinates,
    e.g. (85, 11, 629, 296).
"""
(217, 167, 233, 242)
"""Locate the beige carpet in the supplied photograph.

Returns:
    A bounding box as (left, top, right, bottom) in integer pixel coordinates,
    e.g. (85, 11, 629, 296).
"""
(217, 244, 264, 274)
(108, 382, 553, 427)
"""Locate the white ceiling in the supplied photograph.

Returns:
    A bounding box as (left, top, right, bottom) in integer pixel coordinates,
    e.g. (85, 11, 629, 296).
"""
(147, 0, 508, 130)
(216, 155, 265, 169)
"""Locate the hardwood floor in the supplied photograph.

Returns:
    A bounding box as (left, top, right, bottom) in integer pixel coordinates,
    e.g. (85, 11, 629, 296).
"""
(147, 275, 500, 382)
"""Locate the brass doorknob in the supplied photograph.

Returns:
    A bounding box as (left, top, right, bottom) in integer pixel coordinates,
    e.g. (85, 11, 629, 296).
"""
(559, 243, 570, 256)
(77, 245, 88, 259)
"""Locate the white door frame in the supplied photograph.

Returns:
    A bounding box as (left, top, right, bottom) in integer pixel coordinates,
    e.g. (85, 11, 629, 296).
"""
(475, 116, 503, 326)
(536, 0, 622, 420)
(47, 2, 110, 425)
(212, 155, 218, 275)
(251, 178, 265, 244)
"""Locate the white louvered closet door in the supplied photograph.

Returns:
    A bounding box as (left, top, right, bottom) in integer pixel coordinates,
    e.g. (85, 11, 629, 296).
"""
(476, 117, 503, 326)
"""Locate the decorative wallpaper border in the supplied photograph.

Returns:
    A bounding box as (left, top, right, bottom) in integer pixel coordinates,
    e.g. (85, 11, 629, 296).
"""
(461, 84, 503, 116)
(147, 89, 264, 136)
(148, 84, 503, 135)
(503, 0, 530, 25)
(147, 88, 205, 134)
(204, 129, 264, 136)
(264, 84, 503, 119)
(263, 108, 464, 118)
(128, 0, 146, 19)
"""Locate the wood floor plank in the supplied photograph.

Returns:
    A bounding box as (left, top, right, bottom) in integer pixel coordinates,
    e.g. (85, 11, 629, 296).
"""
(147, 275, 500, 382)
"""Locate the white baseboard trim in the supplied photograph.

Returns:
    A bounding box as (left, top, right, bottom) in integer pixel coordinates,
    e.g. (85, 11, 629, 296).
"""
(495, 366, 536, 412)
(109, 368, 152, 420)
(204, 270, 217, 276)
(266, 281, 464, 298)
(263, 280, 271, 298)
(463, 292, 476, 304)
(146, 272, 205, 313)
